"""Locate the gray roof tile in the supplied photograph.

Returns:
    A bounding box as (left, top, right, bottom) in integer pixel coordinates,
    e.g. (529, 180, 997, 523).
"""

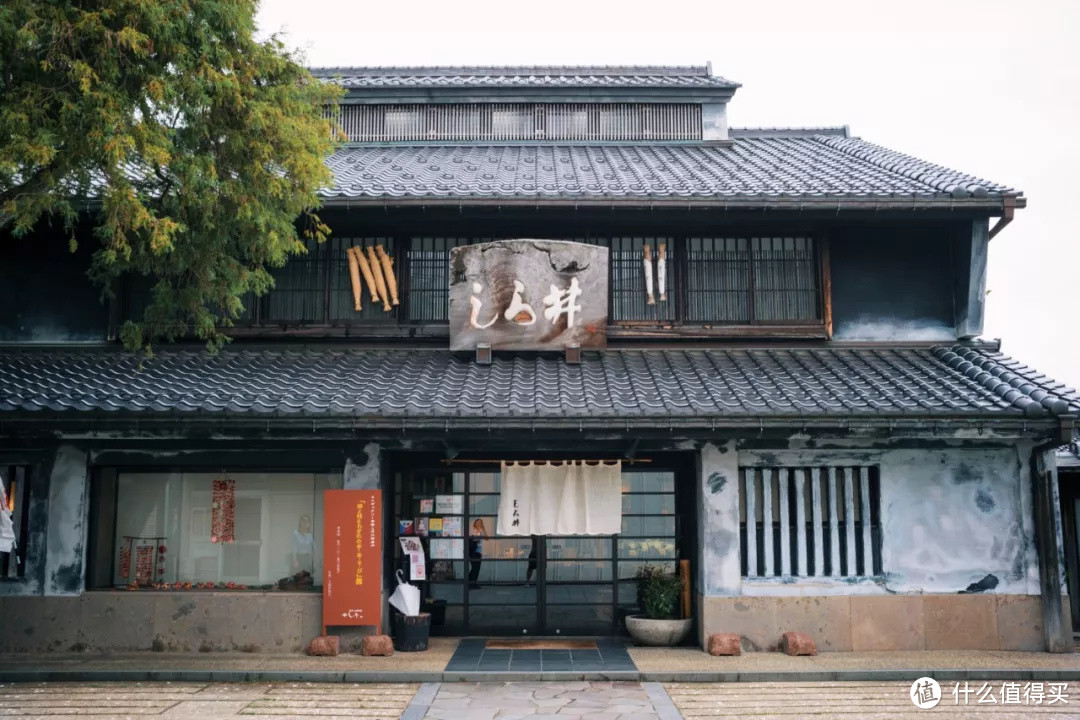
(0, 346, 1074, 423)
(311, 65, 739, 89)
(322, 137, 1018, 205)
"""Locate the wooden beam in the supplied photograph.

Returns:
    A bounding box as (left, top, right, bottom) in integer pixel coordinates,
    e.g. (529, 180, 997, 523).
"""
(1032, 448, 1070, 652)
(820, 234, 834, 340)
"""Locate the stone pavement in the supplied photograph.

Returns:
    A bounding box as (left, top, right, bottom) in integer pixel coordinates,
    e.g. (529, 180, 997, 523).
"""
(664, 680, 1080, 718)
(420, 681, 676, 719)
(0, 681, 418, 718)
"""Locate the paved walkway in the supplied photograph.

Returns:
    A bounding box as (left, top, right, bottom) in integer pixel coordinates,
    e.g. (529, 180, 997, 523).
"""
(4, 647, 1078, 683)
(0, 681, 418, 718)
(664, 680, 1080, 718)
(421, 681, 675, 719)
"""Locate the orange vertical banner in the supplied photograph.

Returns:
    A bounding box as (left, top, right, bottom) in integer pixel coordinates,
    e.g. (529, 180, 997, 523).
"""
(322, 489, 383, 631)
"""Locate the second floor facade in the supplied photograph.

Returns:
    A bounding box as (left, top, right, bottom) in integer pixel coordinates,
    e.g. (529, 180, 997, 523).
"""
(0, 66, 1018, 349)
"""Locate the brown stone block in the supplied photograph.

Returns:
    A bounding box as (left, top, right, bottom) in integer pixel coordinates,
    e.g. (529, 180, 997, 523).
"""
(307, 635, 340, 656)
(850, 595, 925, 651)
(773, 596, 852, 651)
(701, 596, 780, 651)
(706, 632, 741, 656)
(781, 630, 817, 656)
(924, 593, 998, 650)
(361, 634, 394, 656)
(995, 594, 1043, 651)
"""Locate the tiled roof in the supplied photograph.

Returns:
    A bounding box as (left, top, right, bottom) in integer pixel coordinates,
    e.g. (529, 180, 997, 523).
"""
(322, 134, 1019, 206)
(311, 65, 739, 89)
(0, 346, 1074, 424)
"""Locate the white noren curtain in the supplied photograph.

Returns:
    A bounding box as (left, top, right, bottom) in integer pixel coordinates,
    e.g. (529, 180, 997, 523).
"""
(496, 461, 622, 536)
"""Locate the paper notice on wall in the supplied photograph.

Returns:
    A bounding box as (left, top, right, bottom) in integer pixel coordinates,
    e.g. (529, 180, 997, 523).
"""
(430, 538, 463, 560)
(399, 537, 426, 581)
(435, 494, 463, 514)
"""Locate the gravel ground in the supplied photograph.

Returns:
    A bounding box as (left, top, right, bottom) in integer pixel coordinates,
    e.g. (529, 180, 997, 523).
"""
(630, 648, 1080, 673)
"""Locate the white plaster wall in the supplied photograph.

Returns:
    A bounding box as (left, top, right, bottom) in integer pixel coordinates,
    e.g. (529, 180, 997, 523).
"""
(879, 446, 1039, 595)
(44, 445, 90, 596)
(343, 443, 381, 490)
(698, 441, 741, 596)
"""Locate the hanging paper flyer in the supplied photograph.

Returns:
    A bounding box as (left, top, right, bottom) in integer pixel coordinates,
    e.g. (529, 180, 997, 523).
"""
(399, 536, 426, 581)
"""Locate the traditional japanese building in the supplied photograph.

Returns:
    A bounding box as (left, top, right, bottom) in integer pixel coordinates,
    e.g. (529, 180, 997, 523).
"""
(1, 65, 1077, 654)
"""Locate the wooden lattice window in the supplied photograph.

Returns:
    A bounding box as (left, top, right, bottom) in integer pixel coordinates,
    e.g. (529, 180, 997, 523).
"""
(686, 237, 820, 324)
(739, 466, 882, 579)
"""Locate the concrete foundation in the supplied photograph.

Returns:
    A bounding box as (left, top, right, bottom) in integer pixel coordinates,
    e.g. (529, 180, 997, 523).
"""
(0, 592, 323, 653)
(698, 592, 1070, 652)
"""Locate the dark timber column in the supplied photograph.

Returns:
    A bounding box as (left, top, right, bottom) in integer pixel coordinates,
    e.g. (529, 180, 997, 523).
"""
(1033, 447, 1069, 652)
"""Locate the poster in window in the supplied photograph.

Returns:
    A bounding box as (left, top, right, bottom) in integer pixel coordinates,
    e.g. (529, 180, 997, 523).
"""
(430, 538, 463, 559)
(428, 517, 443, 536)
(414, 517, 429, 537)
(435, 495, 463, 514)
(322, 489, 382, 630)
(441, 516, 463, 537)
(418, 498, 434, 514)
(398, 519, 414, 536)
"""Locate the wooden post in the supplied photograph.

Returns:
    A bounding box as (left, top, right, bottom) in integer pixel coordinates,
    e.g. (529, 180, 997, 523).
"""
(679, 558, 691, 620)
(1033, 447, 1070, 652)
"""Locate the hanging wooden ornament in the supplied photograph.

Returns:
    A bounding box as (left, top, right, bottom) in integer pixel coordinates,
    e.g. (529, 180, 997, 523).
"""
(643, 244, 655, 305)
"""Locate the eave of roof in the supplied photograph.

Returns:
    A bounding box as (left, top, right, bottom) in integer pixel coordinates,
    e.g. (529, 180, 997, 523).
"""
(318, 133, 1023, 209)
(0, 346, 1073, 429)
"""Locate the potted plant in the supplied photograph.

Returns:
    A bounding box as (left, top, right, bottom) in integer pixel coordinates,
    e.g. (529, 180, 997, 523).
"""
(624, 565, 691, 646)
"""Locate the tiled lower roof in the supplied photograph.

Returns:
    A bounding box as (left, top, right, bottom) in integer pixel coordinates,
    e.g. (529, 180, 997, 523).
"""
(322, 135, 1019, 206)
(0, 346, 1073, 423)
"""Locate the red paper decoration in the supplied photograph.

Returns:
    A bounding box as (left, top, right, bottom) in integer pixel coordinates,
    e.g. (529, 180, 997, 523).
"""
(118, 541, 132, 579)
(135, 544, 154, 585)
(211, 477, 236, 543)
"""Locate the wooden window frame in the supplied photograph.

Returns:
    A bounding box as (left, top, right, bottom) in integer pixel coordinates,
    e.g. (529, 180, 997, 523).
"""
(121, 236, 832, 340)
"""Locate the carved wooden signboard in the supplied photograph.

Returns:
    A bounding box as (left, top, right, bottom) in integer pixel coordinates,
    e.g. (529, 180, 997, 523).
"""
(449, 239, 608, 351)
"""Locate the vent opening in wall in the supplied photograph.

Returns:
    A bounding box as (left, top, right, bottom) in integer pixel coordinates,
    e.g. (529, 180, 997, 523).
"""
(738, 466, 882, 579)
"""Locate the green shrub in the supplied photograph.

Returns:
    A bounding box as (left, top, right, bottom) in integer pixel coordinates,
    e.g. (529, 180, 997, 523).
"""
(635, 565, 683, 620)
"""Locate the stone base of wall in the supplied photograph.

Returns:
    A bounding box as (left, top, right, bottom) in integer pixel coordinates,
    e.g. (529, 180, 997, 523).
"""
(0, 592, 325, 653)
(698, 593, 1071, 652)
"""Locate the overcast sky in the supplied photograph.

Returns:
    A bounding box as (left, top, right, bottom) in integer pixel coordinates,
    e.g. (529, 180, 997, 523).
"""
(256, 0, 1080, 390)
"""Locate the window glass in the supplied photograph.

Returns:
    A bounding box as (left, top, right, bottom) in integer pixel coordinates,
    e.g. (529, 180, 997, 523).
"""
(1, 466, 32, 579)
(113, 472, 342, 589)
(687, 237, 820, 323)
(408, 238, 476, 321)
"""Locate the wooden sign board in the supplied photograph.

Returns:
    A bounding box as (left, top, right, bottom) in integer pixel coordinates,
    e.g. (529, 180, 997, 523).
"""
(322, 489, 382, 631)
(449, 239, 608, 351)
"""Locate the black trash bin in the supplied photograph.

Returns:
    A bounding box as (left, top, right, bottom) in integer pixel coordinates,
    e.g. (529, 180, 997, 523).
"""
(392, 611, 431, 652)
(423, 598, 447, 627)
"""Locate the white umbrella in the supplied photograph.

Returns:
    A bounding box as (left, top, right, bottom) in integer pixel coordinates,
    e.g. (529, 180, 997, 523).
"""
(388, 569, 420, 616)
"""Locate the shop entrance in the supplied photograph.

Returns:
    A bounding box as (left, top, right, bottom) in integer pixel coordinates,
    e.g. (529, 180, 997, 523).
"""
(390, 462, 684, 636)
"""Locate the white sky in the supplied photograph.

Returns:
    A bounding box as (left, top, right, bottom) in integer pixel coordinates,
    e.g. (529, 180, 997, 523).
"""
(257, 0, 1080, 390)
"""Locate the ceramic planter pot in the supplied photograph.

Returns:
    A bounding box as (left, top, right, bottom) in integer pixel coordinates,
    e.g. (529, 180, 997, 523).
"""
(624, 614, 692, 646)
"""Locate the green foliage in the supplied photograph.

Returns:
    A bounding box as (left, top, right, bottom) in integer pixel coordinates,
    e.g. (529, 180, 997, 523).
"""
(0, 0, 343, 351)
(635, 564, 683, 620)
